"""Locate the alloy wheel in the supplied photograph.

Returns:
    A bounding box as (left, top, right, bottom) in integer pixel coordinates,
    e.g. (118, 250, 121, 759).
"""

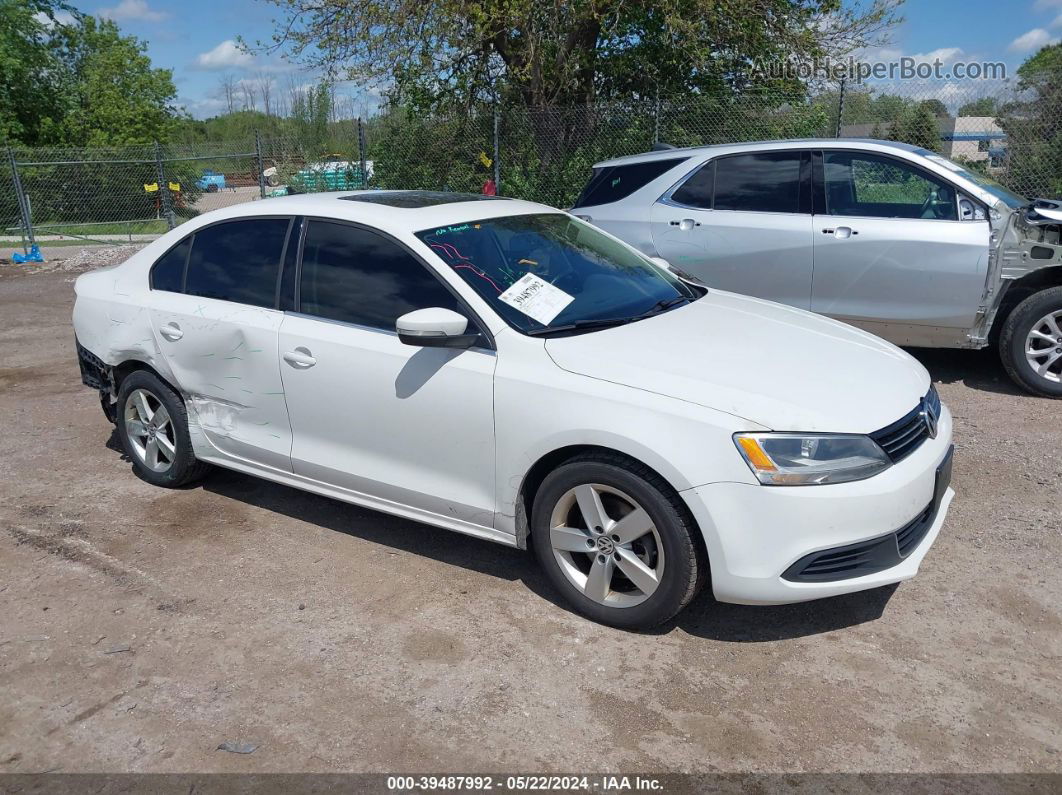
(1025, 309, 1062, 384)
(548, 483, 664, 608)
(124, 388, 177, 473)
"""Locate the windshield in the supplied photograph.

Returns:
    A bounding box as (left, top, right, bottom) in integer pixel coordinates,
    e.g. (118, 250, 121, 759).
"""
(917, 150, 1027, 209)
(415, 213, 698, 335)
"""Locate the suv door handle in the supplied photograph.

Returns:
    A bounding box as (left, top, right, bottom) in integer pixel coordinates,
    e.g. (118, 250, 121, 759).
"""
(283, 348, 316, 368)
(159, 322, 183, 341)
(669, 218, 701, 230)
(823, 226, 858, 238)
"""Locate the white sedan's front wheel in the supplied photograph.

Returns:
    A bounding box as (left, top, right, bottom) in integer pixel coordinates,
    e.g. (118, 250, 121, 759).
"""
(532, 453, 707, 629)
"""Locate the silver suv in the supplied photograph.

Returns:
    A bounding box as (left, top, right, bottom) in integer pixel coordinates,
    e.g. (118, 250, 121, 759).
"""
(572, 139, 1062, 397)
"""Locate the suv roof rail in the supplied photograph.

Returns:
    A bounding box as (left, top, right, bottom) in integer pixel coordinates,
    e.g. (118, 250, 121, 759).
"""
(651, 142, 677, 151)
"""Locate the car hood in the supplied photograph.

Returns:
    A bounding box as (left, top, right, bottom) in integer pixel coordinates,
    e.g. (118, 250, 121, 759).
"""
(544, 290, 930, 433)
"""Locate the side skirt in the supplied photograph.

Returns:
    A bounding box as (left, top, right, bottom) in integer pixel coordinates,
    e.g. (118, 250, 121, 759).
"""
(194, 452, 519, 550)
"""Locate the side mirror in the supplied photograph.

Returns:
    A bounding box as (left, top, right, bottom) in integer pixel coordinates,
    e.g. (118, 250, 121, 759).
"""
(958, 197, 985, 221)
(396, 307, 479, 349)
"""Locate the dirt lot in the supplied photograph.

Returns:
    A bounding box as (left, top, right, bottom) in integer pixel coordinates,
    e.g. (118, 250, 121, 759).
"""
(0, 250, 1060, 775)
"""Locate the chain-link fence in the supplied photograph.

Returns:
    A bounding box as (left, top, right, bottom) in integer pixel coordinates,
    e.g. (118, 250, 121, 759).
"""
(4, 80, 1059, 254)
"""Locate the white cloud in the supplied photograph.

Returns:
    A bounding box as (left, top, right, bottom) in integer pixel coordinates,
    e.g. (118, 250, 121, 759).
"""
(1033, 0, 1062, 9)
(194, 40, 254, 70)
(33, 9, 76, 26)
(907, 47, 964, 64)
(1008, 28, 1057, 52)
(179, 96, 227, 119)
(98, 0, 168, 22)
(1053, 12, 1062, 28)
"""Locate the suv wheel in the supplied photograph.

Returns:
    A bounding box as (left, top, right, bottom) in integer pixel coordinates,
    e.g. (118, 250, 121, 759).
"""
(1000, 287, 1062, 398)
(116, 370, 211, 487)
(531, 453, 706, 629)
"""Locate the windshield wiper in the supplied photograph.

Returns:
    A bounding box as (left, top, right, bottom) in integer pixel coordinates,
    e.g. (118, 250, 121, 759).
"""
(525, 316, 636, 337)
(638, 296, 691, 316)
(525, 295, 692, 338)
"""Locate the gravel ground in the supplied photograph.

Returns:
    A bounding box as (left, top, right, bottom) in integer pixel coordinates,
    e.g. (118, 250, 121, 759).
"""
(0, 256, 1059, 775)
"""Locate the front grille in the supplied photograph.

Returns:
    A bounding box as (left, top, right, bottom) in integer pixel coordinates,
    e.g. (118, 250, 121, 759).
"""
(870, 386, 940, 463)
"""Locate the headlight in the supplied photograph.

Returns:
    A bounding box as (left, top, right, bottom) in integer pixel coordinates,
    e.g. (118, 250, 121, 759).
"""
(733, 433, 890, 486)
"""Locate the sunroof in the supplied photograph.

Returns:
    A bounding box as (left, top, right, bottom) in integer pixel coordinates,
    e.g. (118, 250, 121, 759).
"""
(338, 191, 509, 208)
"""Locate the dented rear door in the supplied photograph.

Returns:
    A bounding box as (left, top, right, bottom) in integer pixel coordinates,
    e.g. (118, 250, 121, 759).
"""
(146, 217, 294, 472)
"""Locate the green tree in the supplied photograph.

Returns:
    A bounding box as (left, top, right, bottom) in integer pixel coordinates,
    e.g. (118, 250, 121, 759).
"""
(256, 0, 902, 111)
(0, 2, 178, 147)
(958, 96, 997, 117)
(53, 16, 178, 146)
(918, 98, 949, 118)
(888, 102, 940, 151)
(0, 0, 77, 144)
(997, 44, 1062, 199)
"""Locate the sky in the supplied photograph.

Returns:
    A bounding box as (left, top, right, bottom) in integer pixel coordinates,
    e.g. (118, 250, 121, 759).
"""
(54, 0, 1062, 119)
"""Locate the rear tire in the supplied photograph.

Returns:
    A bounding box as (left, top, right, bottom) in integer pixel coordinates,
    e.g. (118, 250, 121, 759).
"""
(115, 370, 211, 487)
(999, 287, 1062, 398)
(531, 453, 706, 629)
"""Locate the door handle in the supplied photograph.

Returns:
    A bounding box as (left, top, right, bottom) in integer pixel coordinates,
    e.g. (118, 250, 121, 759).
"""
(159, 322, 183, 341)
(283, 348, 316, 368)
(823, 226, 858, 238)
(669, 218, 700, 231)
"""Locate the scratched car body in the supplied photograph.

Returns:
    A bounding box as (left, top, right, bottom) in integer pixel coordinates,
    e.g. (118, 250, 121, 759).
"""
(73, 191, 954, 629)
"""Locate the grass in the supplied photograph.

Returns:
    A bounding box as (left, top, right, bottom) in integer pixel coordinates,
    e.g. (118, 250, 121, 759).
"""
(26, 219, 171, 237)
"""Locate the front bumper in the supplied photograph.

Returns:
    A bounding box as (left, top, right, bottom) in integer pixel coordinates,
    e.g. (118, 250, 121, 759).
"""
(682, 405, 955, 605)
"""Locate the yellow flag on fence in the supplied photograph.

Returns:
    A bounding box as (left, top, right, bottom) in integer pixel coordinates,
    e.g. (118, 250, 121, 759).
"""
(478, 151, 493, 168)
(168, 182, 180, 192)
(143, 182, 159, 193)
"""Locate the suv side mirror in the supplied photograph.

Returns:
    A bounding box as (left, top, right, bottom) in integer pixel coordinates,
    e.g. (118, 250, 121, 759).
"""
(396, 307, 480, 349)
(958, 197, 985, 221)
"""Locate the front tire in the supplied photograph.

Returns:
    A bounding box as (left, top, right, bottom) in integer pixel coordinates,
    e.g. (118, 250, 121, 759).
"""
(531, 453, 706, 629)
(999, 287, 1062, 398)
(116, 370, 210, 487)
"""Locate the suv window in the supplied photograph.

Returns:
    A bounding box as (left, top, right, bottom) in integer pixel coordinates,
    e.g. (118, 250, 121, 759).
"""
(714, 152, 803, 213)
(150, 237, 190, 292)
(823, 152, 957, 220)
(299, 220, 466, 331)
(572, 158, 687, 208)
(184, 218, 290, 307)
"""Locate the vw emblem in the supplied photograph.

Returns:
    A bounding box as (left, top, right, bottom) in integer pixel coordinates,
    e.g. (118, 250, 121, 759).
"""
(921, 399, 939, 440)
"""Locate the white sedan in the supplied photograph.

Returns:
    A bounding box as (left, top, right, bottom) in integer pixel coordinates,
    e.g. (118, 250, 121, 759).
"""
(73, 191, 954, 629)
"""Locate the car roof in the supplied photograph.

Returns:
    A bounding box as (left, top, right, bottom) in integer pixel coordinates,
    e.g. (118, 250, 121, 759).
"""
(593, 138, 923, 168)
(194, 190, 561, 234)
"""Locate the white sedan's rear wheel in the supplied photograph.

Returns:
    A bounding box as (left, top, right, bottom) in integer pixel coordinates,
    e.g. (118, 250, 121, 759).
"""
(116, 370, 211, 487)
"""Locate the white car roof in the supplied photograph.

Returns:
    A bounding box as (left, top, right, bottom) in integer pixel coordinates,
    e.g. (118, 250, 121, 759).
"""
(197, 191, 558, 235)
(592, 138, 923, 168)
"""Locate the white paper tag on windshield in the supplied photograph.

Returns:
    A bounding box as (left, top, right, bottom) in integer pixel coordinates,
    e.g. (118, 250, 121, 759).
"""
(498, 273, 574, 325)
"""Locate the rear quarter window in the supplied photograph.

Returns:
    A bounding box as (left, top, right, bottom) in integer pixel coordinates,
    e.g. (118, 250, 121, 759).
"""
(572, 158, 688, 208)
(149, 237, 190, 292)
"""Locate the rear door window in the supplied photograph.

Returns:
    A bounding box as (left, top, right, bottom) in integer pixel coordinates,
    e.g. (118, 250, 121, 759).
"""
(711, 152, 803, 213)
(184, 218, 290, 307)
(573, 158, 687, 208)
